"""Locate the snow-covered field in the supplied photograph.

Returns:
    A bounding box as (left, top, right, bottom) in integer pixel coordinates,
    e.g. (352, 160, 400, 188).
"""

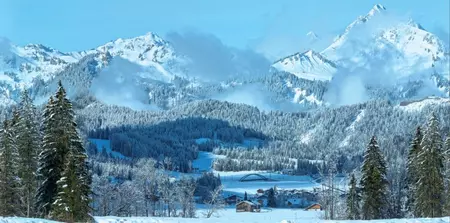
(88, 139, 129, 160)
(96, 208, 321, 223)
(190, 152, 345, 197)
(95, 213, 450, 223)
(220, 172, 321, 195)
(2, 211, 449, 223)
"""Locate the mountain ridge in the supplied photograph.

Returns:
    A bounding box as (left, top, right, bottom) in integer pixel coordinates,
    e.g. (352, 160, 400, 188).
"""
(0, 4, 448, 109)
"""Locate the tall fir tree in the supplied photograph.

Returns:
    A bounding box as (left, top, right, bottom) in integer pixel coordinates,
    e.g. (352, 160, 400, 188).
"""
(50, 81, 91, 221)
(405, 126, 423, 216)
(36, 81, 91, 220)
(267, 187, 276, 208)
(415, 113, 445, 217)
(360, 136, 388, 220)
(51, 149, 90, 222)
(0, 119, 22, 216)
(346, 173, 360, 220)
(442, 135, 450, 215)
(16, 90, 41, 217)
(35, 95, 59, 216)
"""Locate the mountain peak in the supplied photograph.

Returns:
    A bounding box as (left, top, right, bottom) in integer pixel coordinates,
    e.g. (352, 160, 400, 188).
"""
(306, 31, 319, 40)
(368, 4, 386, 16)
(272, 49, 337, 81)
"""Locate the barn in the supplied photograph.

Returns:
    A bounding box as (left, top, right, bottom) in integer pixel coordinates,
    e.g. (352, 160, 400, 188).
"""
(236, 201, 260, 212)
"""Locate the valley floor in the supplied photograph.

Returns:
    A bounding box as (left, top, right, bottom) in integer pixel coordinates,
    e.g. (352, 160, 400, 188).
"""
(1, 209, 449, 223)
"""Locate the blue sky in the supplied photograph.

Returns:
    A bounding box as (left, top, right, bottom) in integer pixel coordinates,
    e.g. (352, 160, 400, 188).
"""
(1, 0, 448, 57)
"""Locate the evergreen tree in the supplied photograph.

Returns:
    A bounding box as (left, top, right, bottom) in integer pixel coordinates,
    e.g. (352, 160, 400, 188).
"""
(51, 149, 90, 222)
(267, 187, 276, 208)
(0, 119, 22, 216)
(415, 113, 444, 217)
(346, 173, 360, 220)
(36, 96, 59, 216)
(405, 126, 423, 216)
(51, 81, 91, 222)
(244, 191, 248, 201)
(16, 90, 40, 217)
(36, 81, 91, 220)
(444, 135, 450, 215)
(360, 136, 388, 220)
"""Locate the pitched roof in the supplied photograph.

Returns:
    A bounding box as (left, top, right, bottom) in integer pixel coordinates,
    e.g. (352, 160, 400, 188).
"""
(237, 200, 257, 206)
(304, 203, 321, 210)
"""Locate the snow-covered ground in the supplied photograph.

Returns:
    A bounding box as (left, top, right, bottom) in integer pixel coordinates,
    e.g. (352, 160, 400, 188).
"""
(189, 151, 323, 196)
(95, 208, 321, 223)
(398, 97, 450, 112)
(2, 212, 448, 223)
(0, 217, 59, 223)
(220, 173, 320, 196)
(88, 139, 129, 160)
(192, 152, 226, 172)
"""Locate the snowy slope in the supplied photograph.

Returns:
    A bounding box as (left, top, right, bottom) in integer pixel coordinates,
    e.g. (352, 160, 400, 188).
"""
(321, 4, 449, 81)
(273, 4, 449, 99)
(398, 97, 450, 112)
(83, 32, 179, 82)
(272, 50, 337, 81)
(1, 4, 448, 109)
(88, 138, 129, 160)
(0, 33, 180, 105)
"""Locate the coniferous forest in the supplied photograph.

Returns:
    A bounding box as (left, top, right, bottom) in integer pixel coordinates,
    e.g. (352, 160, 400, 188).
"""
(0, 82, 449, 222)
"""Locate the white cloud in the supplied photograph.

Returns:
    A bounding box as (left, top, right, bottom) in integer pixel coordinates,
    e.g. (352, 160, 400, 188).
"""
(90, 58, 160, 111)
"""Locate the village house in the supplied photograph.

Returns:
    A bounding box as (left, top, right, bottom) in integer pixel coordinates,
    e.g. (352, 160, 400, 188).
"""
(304, 203, 322, 211)
(252, 195, 268, 207)
(236, 201, 261, 212)
(286, 198, 308, 208)
(225, 194, 243, 205)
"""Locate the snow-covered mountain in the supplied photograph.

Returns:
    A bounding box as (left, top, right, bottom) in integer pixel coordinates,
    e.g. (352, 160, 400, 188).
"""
(321, 4, 448, 77)
(0, 4, 448, 110)
(273, 4, 449, 97)
(83, 32, 180, 82)
(306, 31, 319, 42)
(0, 33, 182, 105)
(272, 50, 337, 81)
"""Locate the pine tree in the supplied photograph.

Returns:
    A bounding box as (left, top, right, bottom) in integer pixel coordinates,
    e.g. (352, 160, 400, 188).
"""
(267, 187, 276, 208)
(415, 113, 445, 217)
(360, 136, 388, 220)
(16, 90, 40, 217)
(51, 149, 90, 222)
(0, 119, 22, 216)
(36, 96, 59, 216)
(444, 135, 450, 215)
(405, 126, 423, 216)
(346, 173, 360, 220)
(36, 81, 91, 220)
(244, 191, 248, 201)
(49, 81, 91, 222)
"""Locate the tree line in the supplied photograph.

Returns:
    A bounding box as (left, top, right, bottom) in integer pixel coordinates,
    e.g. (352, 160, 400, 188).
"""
(90, 159, 222, 218)
(75, 97, 450, 176)
(0, 82, 91, 222)
(344, 113, 450, 220)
